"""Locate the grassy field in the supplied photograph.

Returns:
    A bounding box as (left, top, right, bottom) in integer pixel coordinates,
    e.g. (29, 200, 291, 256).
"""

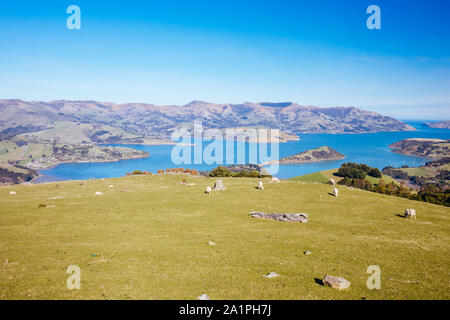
(0, 175, 449, 300)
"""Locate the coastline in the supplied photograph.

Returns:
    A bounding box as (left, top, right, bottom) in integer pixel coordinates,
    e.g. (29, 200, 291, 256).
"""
(260, 156, 346, 167)
(31, 153, 151, 171)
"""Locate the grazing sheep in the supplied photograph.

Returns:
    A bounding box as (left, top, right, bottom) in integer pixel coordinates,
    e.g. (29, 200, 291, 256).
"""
(95, 192, 103, 196)
(205, 186, 212, 194)
(329, 178, 336, 186)
(333, 187, 339, 197)
(108, 185, 114, 189)
(270, 177, 281, 184)
(258, 180, 264, 190)
(404, 209, 416, 220)
(9, 191, 16, 196)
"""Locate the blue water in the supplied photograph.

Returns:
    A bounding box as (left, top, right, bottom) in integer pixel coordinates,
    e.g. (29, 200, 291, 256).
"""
(37, 121, 450, 182)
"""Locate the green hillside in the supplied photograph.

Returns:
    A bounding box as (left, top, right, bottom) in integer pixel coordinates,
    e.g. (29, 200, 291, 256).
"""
(0, 175, 449, 300)
(290, 168, 398, 185)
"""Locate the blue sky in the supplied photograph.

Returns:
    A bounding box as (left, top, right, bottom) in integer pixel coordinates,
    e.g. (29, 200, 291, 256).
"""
(0, 0, 449, 119)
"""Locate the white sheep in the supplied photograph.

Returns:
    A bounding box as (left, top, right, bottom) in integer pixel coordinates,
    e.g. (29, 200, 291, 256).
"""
(108, 185, 114, 189)
(205, 186, 212, 194)
(258, 180, 264, 190)
(9, 191, 16, 196)
(95, 191, 103, 196)
(404, 209, 416, 220)
(333, 187, 339, 197)
(270, 177, 281, 184)
(329, 178, 336, 186)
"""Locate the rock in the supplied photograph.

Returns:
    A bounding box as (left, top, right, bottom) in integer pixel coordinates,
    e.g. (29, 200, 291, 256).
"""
(263, 272, 280, 279)
(323, 274, 351, 290)
(120, 189, 130, 193)
(213, 179, 226, 191)
(304, 250, 312, 255)
(207, 241, 216, 246)
(9, 191, 16, 195)
(404, 209, 416, 220)
(38, 204, 56, 208)
(197, 294, 210, 300)
(250, 211, 308, 223)
(95, 192, 103, 196)
(56, 184, 63, 189)
(205, 186, 212, 194)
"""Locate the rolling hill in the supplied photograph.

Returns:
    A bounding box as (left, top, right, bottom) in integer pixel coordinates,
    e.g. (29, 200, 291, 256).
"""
(0, 175, 448, 299)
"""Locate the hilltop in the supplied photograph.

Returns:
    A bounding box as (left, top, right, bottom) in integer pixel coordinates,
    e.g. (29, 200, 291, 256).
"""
(0, 175, 448, 299)
(422, 121, 450, 130)
(389, 138, 450, 158)
(0, 100, 415, 140)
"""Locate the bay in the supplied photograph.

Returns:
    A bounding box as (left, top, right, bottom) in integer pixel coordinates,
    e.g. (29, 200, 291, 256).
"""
(36, 121, 450, 182)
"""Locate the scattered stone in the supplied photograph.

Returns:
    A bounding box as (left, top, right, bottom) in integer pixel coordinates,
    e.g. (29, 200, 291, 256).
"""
(95, 192, 103, 196)
(38, 204, 56, 208)
(56, 184, 63, 189)
(120, 189, 130, 193)
(304, 250, 312, 255)
(205, 186, 212, 194)
(263, 272, 280, 279)
(404, 209, 416, 220)
(4, 259, 17, 267)
(323, 274, 351, 290)
(49, 197, 64, 200)
(197, 294, 210, 300)
(178, 181, 195, 186)
(9, 191, 16, 196)
(213, 179, 226, 191)
(250, 211, 308, 223)
(207, 241, 216, 246)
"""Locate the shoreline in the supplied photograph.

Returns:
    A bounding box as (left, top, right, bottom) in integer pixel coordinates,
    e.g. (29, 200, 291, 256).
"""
(31, 152, 151, 172)
(260, 156, 346, 167)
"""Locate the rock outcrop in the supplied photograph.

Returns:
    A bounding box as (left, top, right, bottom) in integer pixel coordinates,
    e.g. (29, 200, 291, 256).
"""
(250, 212, 308, 223)
(323, 275, 351, 290)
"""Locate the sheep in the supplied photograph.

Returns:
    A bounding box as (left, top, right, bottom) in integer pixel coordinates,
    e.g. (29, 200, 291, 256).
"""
(333, 187, 339, 197)
(108, 185, 114, 189)
(205, 186, 212, 194)
(9, 191, 16, 196)
(329, 178, 336, 186)
(258, 180, 264, 190)
(270, 177, 281, 184)
(404, 209, 416, 220)
(95, 192, 103, 196)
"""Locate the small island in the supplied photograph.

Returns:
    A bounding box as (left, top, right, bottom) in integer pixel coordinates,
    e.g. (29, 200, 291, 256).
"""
(389, 138, 450, 158)
(422, 121, 450, 130)
(266, 146, 345, 165)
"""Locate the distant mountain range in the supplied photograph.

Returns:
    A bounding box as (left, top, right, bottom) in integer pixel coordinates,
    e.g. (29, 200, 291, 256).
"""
(0, 99, 415, 144)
